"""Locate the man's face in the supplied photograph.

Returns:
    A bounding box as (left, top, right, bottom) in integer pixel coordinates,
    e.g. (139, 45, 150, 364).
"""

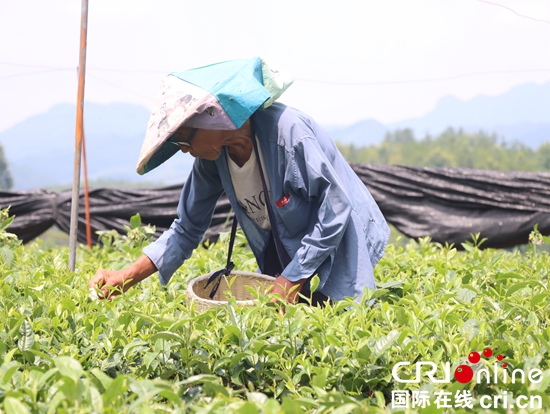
(173, 127, 225, 161)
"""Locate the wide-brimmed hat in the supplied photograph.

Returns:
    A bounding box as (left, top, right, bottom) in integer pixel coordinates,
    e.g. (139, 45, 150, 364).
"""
(136, 57, 293, 175)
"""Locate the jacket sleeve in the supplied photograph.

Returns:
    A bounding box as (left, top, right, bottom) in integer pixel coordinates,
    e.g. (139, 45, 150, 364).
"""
(280, 136, 352, 282)
(143, 159, 224, 285)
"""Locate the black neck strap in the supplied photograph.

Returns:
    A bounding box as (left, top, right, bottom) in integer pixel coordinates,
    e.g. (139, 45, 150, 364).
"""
(250, 121, 291, 271)
(204, 217, 238, 299)
(205, 121, 290, 298)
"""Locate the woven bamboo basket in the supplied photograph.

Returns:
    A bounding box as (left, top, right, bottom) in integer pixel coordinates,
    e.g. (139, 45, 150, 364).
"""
(186, 271, 275, 311)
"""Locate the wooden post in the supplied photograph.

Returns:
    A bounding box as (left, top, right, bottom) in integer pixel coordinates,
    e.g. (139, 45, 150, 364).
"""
(82, 127, 92, 249)
(68, 0, 89, 271)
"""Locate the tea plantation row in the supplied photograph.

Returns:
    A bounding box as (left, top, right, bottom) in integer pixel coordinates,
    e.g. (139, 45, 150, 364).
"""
(0, 209, 549, 413)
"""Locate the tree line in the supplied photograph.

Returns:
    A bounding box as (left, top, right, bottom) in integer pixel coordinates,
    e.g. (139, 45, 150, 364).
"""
(1, 128, 549, 191)
(336, 128, 550, 171)
(0, 143, 12, 190)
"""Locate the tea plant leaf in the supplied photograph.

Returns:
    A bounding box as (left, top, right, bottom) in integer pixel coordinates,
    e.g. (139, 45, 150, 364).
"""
(330, 403, 360, 414)
(102, 376, 129, 406)
(54, 356, 84, 382)
(531, 292, 549, 308)
(309, 275, 320, 293)
(129, 378, 161, 400)
(89, 368, 113, 391)
(37, 367, 61, 389)
(496, 272, 523, 280)
(1, 211, 550, 411)
(89, 386, 103, 412)
(0, 214, 14, 231)
(203, 382, 231, 398)
(373, 329, 399, 358)
(281, 397, 306, 413)
(507, 281, 534, 296)
(3, 397, 31, 414)
(123, 340, 149, 358)
(311, 370, 328, 388)
(178, 374, 221, 385)
(247, 391, 269, 405)
(150, 331, 184, 342)
(457, 287, 477, 303)
(130, 213, 142, 229)
(143, 351, 159, 369)
(529, 369, 550, 392)
(0, 246, 14, 267)
(17, 319, 34, 351)
(460, 319, 480, 342)
(158, 389, 182, 406)
(378, 281, 405, 289)
(1, 361, 21, 385)
(374, 391, 385, 408)
(357, 344, 372, 362)
(326, 334, 342, 348)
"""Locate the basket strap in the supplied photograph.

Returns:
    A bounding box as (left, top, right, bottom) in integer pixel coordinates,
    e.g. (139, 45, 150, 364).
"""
(205, 120, 291, 299)
(204, 216, 238, 299)
(250, 120, 291, 271)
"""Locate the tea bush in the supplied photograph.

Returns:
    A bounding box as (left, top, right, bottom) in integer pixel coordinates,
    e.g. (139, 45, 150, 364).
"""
(0, 207, 549, 413)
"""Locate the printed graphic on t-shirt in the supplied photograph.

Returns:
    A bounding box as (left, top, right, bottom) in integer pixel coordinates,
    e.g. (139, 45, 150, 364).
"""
(237, 190, 270, 227)
(227, 137, 271, 230)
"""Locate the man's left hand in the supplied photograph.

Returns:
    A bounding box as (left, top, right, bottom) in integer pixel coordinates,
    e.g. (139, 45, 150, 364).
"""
(269, 275, 307, 304)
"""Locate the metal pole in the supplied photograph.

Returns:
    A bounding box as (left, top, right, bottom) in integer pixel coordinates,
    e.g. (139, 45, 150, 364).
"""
(82, 127, 92, 249)
(68, 0, 89, 271)
(75, 67, 93, 250)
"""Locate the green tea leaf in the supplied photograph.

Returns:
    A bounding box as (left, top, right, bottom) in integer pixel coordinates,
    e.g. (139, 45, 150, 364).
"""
(309, 275, 320, 293)
(496, 272, 523, 280)
(331, 404, 360, 414)
(89, 368, 113, 391)
(150, 331, 184, 342)
(89, 386, 103, 412)
(130, 213, 142, 229)
(143, 351, 159, 369)
(18, 319, 34, 351)
(311, 370, 328, 388)
(102, 376, 129, 405)
(507, 281, 534, 296)
(54, 356, 83, 382)
(531, 292, 549, 307)
(461, 319, 480, 342)
(0, 215, 14, 231)
(0, 246, 14, 267)
(4, 397, 31, 414)
(529, 369, 550, 392)
(374, 390, 386, 408)
(123, 340, 149, 358)
(378, 280, 405, 289)
(373, 330, 399, 357)
(1, 362, 21, 385)
(457, 287, 477, 303)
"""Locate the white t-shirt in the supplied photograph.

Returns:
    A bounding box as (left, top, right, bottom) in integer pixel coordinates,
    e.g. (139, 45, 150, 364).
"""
(227, 138, 271, 230)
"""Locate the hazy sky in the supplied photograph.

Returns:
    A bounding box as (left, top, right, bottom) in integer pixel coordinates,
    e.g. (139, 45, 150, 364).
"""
(0, 0, 549, 133)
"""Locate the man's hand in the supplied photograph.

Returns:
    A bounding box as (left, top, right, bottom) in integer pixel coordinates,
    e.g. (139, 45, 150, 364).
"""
(88, 269, 130, 299)
(88, 255, 157, 300)
(269, 275, 307, 304)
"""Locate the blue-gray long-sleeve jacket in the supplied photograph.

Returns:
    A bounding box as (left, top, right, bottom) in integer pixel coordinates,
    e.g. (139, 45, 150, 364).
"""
(143, 103, 390, 301)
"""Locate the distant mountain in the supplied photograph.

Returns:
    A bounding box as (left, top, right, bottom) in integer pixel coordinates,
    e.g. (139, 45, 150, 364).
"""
(0, 102, 193, 190)
(323, 119, 387, 146)
(1, 80, 549, 190)
(328, 80, 550, 148)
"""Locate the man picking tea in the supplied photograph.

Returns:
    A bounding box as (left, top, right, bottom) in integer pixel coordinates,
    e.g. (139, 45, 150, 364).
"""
(89, 58, 389, 304)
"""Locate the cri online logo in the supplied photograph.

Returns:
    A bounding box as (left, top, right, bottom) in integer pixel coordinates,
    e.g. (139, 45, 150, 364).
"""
(392, 347, 543, 384)
(454, 347, 504, 383)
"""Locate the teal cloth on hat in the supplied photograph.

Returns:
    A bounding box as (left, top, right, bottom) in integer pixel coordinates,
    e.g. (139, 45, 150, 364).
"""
(137, 57, 294, 175)
(171, 57, 270, 129)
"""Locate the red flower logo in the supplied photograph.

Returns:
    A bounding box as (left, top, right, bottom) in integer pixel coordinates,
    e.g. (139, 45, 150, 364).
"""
(453, 347, 506, 383)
